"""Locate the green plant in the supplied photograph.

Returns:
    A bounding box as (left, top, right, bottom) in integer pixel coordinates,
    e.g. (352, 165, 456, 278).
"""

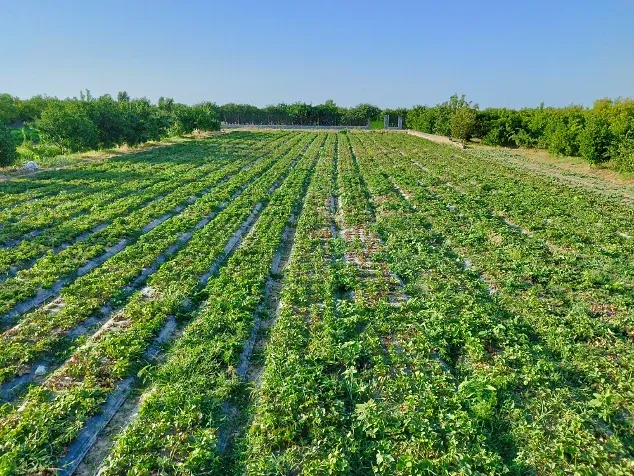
(610, 135, 634, 172)
(451, 107, 477, 143)
(580, 113, 613, 164)
(36, 102, 98, 152)
(0, 125, 17, 166)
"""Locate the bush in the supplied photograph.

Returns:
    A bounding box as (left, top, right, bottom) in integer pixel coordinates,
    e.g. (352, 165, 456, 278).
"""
(545, 121, 576, 156)
(17, 142, 63, 162)
(476, 109, 522, 146)
(36, 102, 98, 152)
(451, 107, 477, 143)
(609, 136, 634, 172)
(193, 103, 220, 131)
(579, 113, 613, 164)
(0, 94, 19, 125)
(88, 95, 128, 148)
(0, 126, 17, 166)
(407, 106, 436, 133)
(539, 109, 584, 156)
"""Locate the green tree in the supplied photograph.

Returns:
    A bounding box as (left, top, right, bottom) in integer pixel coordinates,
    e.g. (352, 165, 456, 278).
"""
(316, 100, 340, 126)
(88, 95, 128, 147)
(0, 126, 17, 166)
(117, 91, 130, 103)
(451, 107, 477, 144)
(36, 102, 98, 152)
(17, 95, 53, 122)
(158, 97, 175, 113)
(407, 106, 436, 133)
(580, 113, 613, 164)
(434, 94, 471, 136)
(120, 98, 166, 144)
(343, 103, 381, 126)
(192, 102, 220, 131)
(0, 94, 19, 125)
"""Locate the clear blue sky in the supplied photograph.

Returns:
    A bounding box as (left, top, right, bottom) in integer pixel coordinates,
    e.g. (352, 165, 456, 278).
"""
(1, 0, 632, 109)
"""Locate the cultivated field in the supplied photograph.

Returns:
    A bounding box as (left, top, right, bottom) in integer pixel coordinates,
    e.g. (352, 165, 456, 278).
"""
(0, 131, 633, 474)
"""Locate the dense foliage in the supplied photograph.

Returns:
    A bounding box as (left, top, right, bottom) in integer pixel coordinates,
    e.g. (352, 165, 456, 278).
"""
(0, 91, 221, 159)
(451, 106, 477, 143)
(2, 90, 633, 170)
(218, 100, 381, 126)
(0, 126, 16, 166)
(408, 95, 634, 170)
(0, 132, 633, 473)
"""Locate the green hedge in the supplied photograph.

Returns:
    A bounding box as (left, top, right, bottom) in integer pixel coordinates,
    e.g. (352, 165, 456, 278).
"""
(407, 96, 634, 171)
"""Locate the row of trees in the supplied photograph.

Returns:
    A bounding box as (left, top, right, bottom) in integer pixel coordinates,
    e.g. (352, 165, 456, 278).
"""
(407, 95, 634, 171)
(2, 91, 633, 171)
(218, 101, 382, 126)
(36, 93, 220, 152)
(0, 94, 50, 125)
(0, 91, 220, 165)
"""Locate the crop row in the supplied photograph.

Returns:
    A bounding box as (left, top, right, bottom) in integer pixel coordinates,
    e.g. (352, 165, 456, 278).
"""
(1, 131, 630, 473)
(0, 134, 293, 320)
(96, 134, 325, 473)
(385, 133, 634, 269)
(0, 134, 317, 472)
(0, 132, 306, 391)
(0, 156, 225, 274)
(355, 132, 634, 472)
(243, 132, 413, 473)
(0, 140, 219, 224)
(0, 133, 280, 263)
(227, 130, 633, 473)
(0, 135, 240, 207)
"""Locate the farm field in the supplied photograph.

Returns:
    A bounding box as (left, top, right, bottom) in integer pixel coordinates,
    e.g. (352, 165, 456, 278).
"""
(0, 130, 632, 474)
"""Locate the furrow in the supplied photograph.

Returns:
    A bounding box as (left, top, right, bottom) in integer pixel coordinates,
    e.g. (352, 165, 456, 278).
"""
(94, 134, 320, 475)
(0, 151, 271, 325)
(0, 137, 299, 392)
(59, 141, 314, 474)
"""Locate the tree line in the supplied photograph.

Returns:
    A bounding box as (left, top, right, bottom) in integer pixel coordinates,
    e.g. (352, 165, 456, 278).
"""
(217, 101, 384, 126)
(407, 94, 634, 172)
(0, 91, 220, 166)
(1, 92, 633, 172)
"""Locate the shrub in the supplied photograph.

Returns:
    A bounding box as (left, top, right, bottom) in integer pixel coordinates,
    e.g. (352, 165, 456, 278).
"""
(192, 103, 220, 131)
(609, 136, 634, 172)
(451, 107, 477, 143)
(579, 113, 613, 164)
(477, 109, 522, 146)
(0, 94, 19, 125)
(537, 109, 584, 156)
(36, 102, 98, 152)
(407, 106, 436, 133)
(167, 120, 187, 137)
(88, 95, 128, 148)
(0, 126, 17, 166)
(545, 121, 576, 156)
